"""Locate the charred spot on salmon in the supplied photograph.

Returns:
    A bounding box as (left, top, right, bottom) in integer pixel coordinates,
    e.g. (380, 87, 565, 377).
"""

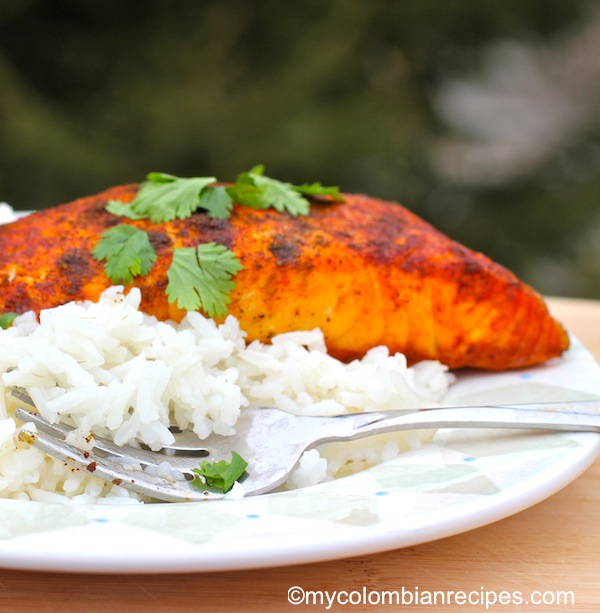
(147, 230, 172, 250)
(268, 234, 302, 265)
(1, 282, 33, 314)
(173, 215, 235, 249)
(56, 249, 95, 296)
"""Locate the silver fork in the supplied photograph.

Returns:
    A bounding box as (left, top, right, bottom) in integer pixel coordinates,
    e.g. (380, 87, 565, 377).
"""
(11, 388, 600, 502)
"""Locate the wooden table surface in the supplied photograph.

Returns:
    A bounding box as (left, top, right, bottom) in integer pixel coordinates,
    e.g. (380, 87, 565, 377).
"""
(1, 297, 599, 612)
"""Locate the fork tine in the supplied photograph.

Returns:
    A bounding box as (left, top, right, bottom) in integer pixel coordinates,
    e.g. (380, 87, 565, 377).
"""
(14, 407, 224, 502)
(14, 407, 167, 466)
(11, 388, 154, 461)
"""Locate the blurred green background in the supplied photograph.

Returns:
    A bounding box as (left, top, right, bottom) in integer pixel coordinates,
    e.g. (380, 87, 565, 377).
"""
(1, 0, 599, 298)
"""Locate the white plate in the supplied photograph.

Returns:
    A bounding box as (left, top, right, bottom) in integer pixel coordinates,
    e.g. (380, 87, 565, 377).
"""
(0, 336, 598, 574)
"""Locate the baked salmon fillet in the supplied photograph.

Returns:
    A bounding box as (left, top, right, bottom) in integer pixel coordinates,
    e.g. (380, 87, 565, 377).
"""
(0, 184, 569, 370)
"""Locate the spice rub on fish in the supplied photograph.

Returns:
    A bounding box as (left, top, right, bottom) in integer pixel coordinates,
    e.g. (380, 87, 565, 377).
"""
(0, 183, 569, 370)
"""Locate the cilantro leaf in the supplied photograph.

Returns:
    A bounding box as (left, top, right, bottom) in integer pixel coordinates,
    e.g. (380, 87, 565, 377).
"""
(105, 199, 146, 220)
(197, 185, 234, 219)
(224, 173, 265, 210)
(226, 165, 343, 215)
(107, 173, 234, 222)
(293, 182, 344, 202)
(253, 172, 310, 215)
(166, 243, 243, 317)
(0, 312, 18, 329)
(248, 163, 266, 175)
(227, 166, 310, 215)
(127, 174, 218, 223)
(191, 451, 248, 493)
(91, 225, 157, 284)
(145, 171, 178, 184)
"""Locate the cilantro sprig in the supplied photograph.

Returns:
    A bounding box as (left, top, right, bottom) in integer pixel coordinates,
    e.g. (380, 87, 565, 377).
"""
(226, 164, 343, 215)
(166, 243, 243, 317)
(226, 165, 310, 215)
(191, 451, 248, 493)
(106, 166, 342, 224)
(93, 166, 343, 319)
(106, 172, 229, 222)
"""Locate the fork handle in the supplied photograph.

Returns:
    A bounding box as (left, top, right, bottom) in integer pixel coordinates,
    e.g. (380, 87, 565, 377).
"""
(324, 400, 600, 443)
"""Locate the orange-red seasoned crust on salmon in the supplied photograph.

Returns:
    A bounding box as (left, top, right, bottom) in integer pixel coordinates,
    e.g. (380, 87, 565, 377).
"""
(0, 184, 569, 370)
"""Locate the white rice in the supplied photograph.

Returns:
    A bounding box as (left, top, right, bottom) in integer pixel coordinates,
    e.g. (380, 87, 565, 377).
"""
(0, 203, 17, 224)
(0, 204, 455, 504)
